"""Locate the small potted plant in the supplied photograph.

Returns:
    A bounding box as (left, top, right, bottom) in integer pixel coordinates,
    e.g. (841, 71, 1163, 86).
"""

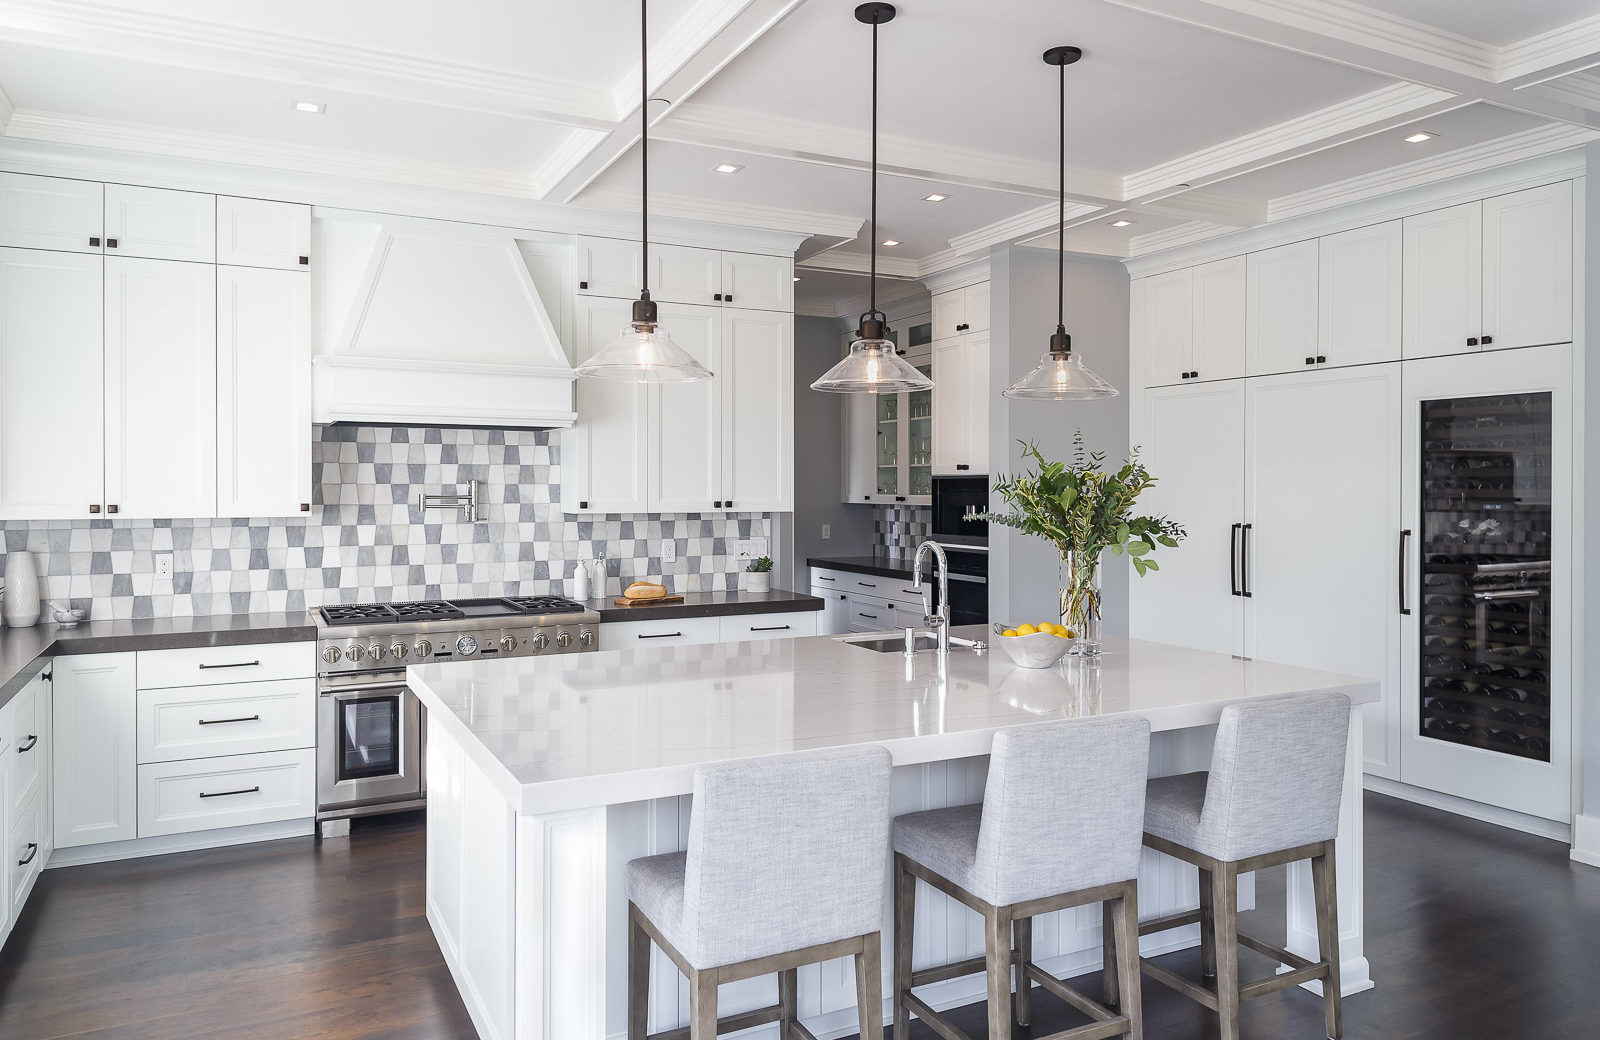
(742, 555, 774, 594)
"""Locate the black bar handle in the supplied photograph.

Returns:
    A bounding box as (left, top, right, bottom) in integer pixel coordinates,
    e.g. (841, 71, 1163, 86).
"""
(199, 786, 260, 799)
(749, 625, 791, 632)
(16, 735, 37, 753)
(1239, 523, 1253, 598)
(17, 842, 37, 866)
(1399, 529, 1412, 616)
(198, 715, 261, 726)
(198, 660, 260, 670)
(1230, 523, 1241, 598)
(637, 632, 682, 639)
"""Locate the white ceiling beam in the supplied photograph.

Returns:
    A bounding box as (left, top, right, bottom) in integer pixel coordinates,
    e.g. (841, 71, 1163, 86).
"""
(796, 249, 922, 280)
(1138, 186, 1267, 226)
(575, 184, 862, 240)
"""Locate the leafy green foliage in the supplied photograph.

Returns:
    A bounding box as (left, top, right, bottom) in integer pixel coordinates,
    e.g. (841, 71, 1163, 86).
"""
(746, 555, 773, 573)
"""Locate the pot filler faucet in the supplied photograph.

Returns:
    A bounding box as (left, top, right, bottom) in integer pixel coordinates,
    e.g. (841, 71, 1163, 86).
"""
(912, 540, 986, 656)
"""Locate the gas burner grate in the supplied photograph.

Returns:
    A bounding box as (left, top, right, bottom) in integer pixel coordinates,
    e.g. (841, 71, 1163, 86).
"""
(319, 603, 399, 624)
(391, 601, 466, 622)
(506, 596, 588, 615)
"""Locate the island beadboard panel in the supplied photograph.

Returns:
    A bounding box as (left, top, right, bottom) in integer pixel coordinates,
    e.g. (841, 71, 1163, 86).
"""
(0, 426, 770, 620)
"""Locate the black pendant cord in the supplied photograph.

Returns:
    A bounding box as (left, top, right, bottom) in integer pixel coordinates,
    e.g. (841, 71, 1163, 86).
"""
(869, 13, 878, 319)
(1056, 56, 1065, 335)
(640, 0, 649, 299)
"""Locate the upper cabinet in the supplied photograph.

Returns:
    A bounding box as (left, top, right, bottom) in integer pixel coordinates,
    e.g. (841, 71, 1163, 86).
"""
(103, 184, 215, 263)
(563, 296, 650, 513)
(1245, 239, 1319, 377)
(719, 308, 793, 512)
(576, 238, 793, 311)
(931, 281, 990, 339)
(1318, 220, 1402, 369)
(931, 331, 990, 476)
(721, 252, 793, 312)
(217, 197, 312, 271)
(1404, 182, 1573, 358)
(0, 173, 103, 253)
(1142, 257, 1245, 387)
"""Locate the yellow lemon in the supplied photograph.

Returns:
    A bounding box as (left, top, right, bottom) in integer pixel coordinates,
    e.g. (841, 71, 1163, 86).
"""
(1061, 628, 1076, 639)
(1001, 628, 1018, 638)
(1015, 623, 1038, 636)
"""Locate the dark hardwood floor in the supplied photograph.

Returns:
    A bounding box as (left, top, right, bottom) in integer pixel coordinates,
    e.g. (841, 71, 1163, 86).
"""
(1, 793, 1597, 1039)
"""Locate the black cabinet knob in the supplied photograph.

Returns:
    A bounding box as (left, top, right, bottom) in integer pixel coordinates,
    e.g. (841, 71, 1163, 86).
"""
(298, 255, 309, 265)
(107, 504, 118, 514)
(579, 280, 589, 289)
(1467, 337, 1478, 346)
(89, 237, 100, 247)
(1305, 357, 1315, 365)
(89, 504, 100, 514)
(1481, 335, 1493, 345)
(724, 294, 732, 303)
(579, 500, 589, 509)
(714, 293, 723, 301)
(300, 503, 310, 512)
(106, 238, 118, 248)
(1315, 355, 1326, 364)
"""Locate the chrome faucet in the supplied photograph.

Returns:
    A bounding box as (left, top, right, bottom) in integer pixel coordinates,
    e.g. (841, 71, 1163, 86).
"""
(912, 540, 951, 655)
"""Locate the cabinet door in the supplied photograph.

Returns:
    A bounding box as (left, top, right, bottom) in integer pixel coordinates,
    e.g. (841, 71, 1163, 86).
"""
(0, 173, 102, 253)
(720, 253, 793, 312)
(0, 248, 104, 520)
(649, 304, 722, 513)
(52, 652, 138, 849)
(961, 282, 991, 333)
(648, 244, 722, 306)
(1482, 181, 1572, 351)
(1143, 268, 1192, 387)
(721, 308, 793, 511)
(562, 298, 648, 512)
(1192, 257, 1246, 382)
(575, 236, 644, 299)
(216, 197, 311, 270)
(931, 338, 963, 474)
(1244, 366, 1402, 779)
(104, 184, 215, 263)
(1246, 240, 1318, 376)
(960, 332, 990, 474)
(931, 289, 965, 339)
(1319, 221, 1401, 369)
(1403, 202, 1481, 360)
(1129, 381, 1245, 656)
(813, 589, 849, 635)
(217, 267, 311, 517)
(104, 257, 217, 519)
(8, 672, 47, 818)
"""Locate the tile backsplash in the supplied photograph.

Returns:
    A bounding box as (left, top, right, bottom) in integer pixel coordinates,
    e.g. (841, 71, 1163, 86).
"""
(874, 504, 932, 560)
(0, 426, 769, 621)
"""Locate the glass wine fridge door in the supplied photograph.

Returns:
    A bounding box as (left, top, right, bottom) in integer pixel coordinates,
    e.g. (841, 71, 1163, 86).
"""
(339, 694, 402, 781)
(1399, 345, 1570, 824)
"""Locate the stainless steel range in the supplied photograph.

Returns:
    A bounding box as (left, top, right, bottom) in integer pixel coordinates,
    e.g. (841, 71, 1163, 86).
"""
(313, 595, 600, 834)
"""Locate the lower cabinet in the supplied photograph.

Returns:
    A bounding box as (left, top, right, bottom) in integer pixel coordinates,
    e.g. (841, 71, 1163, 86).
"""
(137, 748, 315, 838)
(598, 611, 819, 651)
(2, 667, 51, 949)
(717, 612, 817, 642)
(811, 567, 928, 635)
(53, 652, 138, 848)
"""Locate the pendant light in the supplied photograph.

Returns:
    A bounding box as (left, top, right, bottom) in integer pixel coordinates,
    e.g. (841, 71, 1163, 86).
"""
(811, 3, 932, 395)
(1003, 46, 1118, 401)
(575, 0, 712, 383)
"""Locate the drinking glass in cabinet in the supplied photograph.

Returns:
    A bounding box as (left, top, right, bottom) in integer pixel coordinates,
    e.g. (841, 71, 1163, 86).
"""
(878, 467, 898, 495)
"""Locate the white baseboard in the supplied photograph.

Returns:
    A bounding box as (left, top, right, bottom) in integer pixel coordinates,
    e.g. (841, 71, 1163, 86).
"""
(46, 818, 313, 868)
(1363, 776, 1570, 843)
(1570, 814, 1600, 869)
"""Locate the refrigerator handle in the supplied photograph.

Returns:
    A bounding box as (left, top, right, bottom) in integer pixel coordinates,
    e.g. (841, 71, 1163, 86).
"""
(1229, 523, 1241, 597)
(1398, 529, 1412, 616)
(1239, 523, 1253, 598)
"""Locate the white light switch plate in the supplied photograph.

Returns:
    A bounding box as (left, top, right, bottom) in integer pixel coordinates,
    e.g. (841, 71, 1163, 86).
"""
(821, 524, 831, 540)
(734, 538, 768, 558)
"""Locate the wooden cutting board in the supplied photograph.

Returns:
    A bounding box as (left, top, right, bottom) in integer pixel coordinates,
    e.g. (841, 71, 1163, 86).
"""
(612, 595, 686, 607)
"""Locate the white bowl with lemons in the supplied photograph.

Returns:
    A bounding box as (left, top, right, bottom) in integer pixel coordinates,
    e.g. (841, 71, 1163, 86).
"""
(992, 620, 1076, 669)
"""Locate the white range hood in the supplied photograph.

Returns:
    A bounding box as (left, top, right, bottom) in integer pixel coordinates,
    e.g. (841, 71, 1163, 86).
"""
(313, 220, 577, 428)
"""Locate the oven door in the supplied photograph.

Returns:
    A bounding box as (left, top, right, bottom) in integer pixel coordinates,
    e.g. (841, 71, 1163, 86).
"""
(317, 673, 423, 813)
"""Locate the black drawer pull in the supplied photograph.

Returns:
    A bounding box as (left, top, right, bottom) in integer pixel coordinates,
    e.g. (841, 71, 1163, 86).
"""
(858, 612, 879, 620)
(198, 660, 260, 670)
(857, 581, 877, 588)
(17, 842, 37, 867)
(199, 786, 260, 799)
(638, 632, 682, 639)
(198, 715, 261, 726)
(816, 576, 836, 582)
(16, 735, 37, 753)
(749, 625, 791, 632)
(956, 464, 970, 471)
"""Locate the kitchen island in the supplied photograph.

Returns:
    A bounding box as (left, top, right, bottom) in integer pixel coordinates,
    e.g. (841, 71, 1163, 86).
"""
(409, 630, 1378, 1040)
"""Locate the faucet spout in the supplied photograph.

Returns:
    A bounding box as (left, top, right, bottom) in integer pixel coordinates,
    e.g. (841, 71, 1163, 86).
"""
(911, 540, 952, 656)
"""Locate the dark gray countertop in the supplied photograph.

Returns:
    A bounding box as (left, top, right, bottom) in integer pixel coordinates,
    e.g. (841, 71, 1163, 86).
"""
(595, 588, 823, 623)
(806, 555, 918, 581)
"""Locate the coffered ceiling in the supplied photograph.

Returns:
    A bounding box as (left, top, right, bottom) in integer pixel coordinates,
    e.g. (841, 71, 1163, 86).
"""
(0, 0, 1597, 314)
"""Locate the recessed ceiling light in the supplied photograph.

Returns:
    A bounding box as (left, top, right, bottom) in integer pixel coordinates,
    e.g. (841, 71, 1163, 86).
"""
(921, 193, 950, 203)
(292, 99, 326, 114)
(881, 239, 900, 247)
(1109, 219, 1135, 228)
(1403, 131, 1436, 144)
(713, 162, 744, 174)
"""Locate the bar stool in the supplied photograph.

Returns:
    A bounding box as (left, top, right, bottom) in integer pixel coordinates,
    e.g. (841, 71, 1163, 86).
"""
(892, 715, 1153, 1040)
(626, 745, 893, 1040)
(1137, 691, 1351, 1040)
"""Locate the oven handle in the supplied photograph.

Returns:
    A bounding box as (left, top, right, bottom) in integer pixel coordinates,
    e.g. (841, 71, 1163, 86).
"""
(320, 680, 410, 697)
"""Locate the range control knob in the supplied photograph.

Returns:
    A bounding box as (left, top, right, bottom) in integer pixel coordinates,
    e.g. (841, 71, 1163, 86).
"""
(532, 633, 550, 652)
(500, 635, 519, 653)
(321, 646, 342, 665)
(579, 629, 595, 648)
(344, 644, 364, 663)
(455, 635, 479, 656)
(389, 643, 409, 661)
(556, 632, 573, 648)
(368, 644, 386, 662)
(414, 639, 433, 659)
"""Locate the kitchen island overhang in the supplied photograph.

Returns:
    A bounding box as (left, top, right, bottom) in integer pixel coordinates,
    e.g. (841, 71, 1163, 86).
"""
(411, 630, 1378, 1040)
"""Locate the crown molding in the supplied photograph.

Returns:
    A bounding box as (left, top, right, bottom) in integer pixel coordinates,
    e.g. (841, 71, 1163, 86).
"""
(610, 0, 761, 118)
(1126, 221, 1232, 258)
(920, 258, 991, 296)
(574, 184, 860, 240)
(1139, 186, 1267, 226)
(0, 81, 12, 132)
(1524, 70, 1600, 111)
(529, 130, 612, 200)
(1123, 82, 1460, 199)
(793, 299, 839, 319)
(795, 250, 922, 280)
(1499, 14, 1600, 84)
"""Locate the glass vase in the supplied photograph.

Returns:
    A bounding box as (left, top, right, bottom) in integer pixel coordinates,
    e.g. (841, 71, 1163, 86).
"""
(1059, 550, 1103, 656)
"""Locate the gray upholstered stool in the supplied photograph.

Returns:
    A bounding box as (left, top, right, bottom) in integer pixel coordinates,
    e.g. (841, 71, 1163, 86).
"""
(625, 745, 893, 1040)
(892, 715, 1153, 1040)
(1137, 691, 1351, 1040)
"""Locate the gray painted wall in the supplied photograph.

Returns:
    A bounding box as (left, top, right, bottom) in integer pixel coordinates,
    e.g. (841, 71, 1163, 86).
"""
(987, 246, 1132, 630)
(1582, 146, 1600, 818)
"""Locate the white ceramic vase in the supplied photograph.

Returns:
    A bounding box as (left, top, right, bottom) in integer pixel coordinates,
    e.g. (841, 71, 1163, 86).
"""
(4, 550, 40, 628)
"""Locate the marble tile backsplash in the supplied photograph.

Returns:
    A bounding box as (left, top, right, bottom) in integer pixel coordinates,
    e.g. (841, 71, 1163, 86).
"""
(0, 426, 770, 621)
(874, 504, 932, 560)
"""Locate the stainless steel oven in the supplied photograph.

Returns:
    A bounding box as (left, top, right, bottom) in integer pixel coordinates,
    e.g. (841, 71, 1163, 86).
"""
(317, 671, 425, 819)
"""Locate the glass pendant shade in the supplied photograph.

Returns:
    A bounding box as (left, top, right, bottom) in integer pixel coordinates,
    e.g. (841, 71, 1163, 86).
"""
(575, 319, 712, 383)
(1003, 347, 1119, 400)
(811, 335, 933, 394)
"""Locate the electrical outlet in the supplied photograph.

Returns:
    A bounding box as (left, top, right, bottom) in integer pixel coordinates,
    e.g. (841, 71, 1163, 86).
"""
(661, 540, 677, 563)
(821, 524, 831, 540)
(155, 553, 173, 580)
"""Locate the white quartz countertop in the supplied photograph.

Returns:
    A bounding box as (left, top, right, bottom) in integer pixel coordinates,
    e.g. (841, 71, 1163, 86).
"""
(408, 629, 1379, 814)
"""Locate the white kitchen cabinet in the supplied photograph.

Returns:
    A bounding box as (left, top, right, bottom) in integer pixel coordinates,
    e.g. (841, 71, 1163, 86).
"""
(1318, 221, 1402, 369)
(575, 236, 645, 299)
(720, 253, 793, 312)
(8, 787, 43, 923)
(648, 244, 723, 306)
(103, 184, 215, 263)
(563, 297, 650, 513)
(136, 641, 315, 689)
(1482, 181, 1572, 352)
(932, 332, 989, 475)
(845, 592, 894, 633)
(720, 308, 792, 512)
(650, 304, 722, 513)
(7, 672, 47, 819)
(137, 678, 317, 764)
(1142, 268, 1192, 388)
(0, 173, 102, 253)
(103, 256, 218, 520)
(1402, 201, 1481, 359)
(1245, 239, 1318, 377)
(1142, 258, 1246, 387)
(216, 197, 312, 270)
(217, 266, 312, 517)
(931, 281, 990, 339)
(52, 652, 138, 849)
(599, 615, 723, 650)
(0, 248, 104, 521)
(812, 588, 850, 635)
(136, 748, 316, 837)
(717, 611, 818, 642)
(843, 319, 934, 505)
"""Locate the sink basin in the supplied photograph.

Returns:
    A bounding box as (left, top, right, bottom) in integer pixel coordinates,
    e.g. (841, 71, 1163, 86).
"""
(844, 634, 942, 654)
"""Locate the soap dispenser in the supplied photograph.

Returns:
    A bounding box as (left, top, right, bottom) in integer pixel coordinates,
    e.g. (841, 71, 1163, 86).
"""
(572, 559, 590, 601)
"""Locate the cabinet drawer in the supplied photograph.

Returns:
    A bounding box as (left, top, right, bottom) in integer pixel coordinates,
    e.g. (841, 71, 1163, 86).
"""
(137, 641, 315, 689)
(599, 615, 721, 650)
(9, 790, 44, 919)
(137, 679, 315, 764)
(809, 567, 847, 590)
(845, 593, 894, 632)
(137, 748, 315, 837)
(7, 675, 46, 817)
(718, 611, 819, 643)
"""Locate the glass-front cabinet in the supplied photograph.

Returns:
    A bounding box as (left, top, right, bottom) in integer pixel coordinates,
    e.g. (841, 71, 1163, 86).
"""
(846, 316, 934, 504)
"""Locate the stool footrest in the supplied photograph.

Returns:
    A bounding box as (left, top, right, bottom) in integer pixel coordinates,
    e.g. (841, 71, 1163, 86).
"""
(1024, 962, 1117, 1023)
(909, 947, 1022, 988)
(1139, 957, 1220, 1012)
(648, 1001, 809, 1040)
(1137, 908, 1202, 937)
(1240, 963, 1328, 1002)
(1236, 931, 1315, 972)
(901, 991, 974, 1040)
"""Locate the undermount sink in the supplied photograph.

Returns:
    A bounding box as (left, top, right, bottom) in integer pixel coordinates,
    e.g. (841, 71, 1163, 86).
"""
(843, 633, 942, 654)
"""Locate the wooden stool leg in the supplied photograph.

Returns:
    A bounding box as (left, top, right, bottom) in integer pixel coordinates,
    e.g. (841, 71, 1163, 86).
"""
(1113, 882, 1144, 1040)
(1102, 899, 1120, 1007)
(779, 967, 798, 1040)
(1313, 841, 1344, 1040)
(856, 933, 885, 1040)
(893, 855, 914, 1038)
(689, 968, 718, 1040)
(984, 907, 1014, 1040)
(628, 905, 650, 1040)
(1197, 866, 1217, 980)
(1014, 914, 1033, 1026)
(1211, 863, 1241, 1040)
